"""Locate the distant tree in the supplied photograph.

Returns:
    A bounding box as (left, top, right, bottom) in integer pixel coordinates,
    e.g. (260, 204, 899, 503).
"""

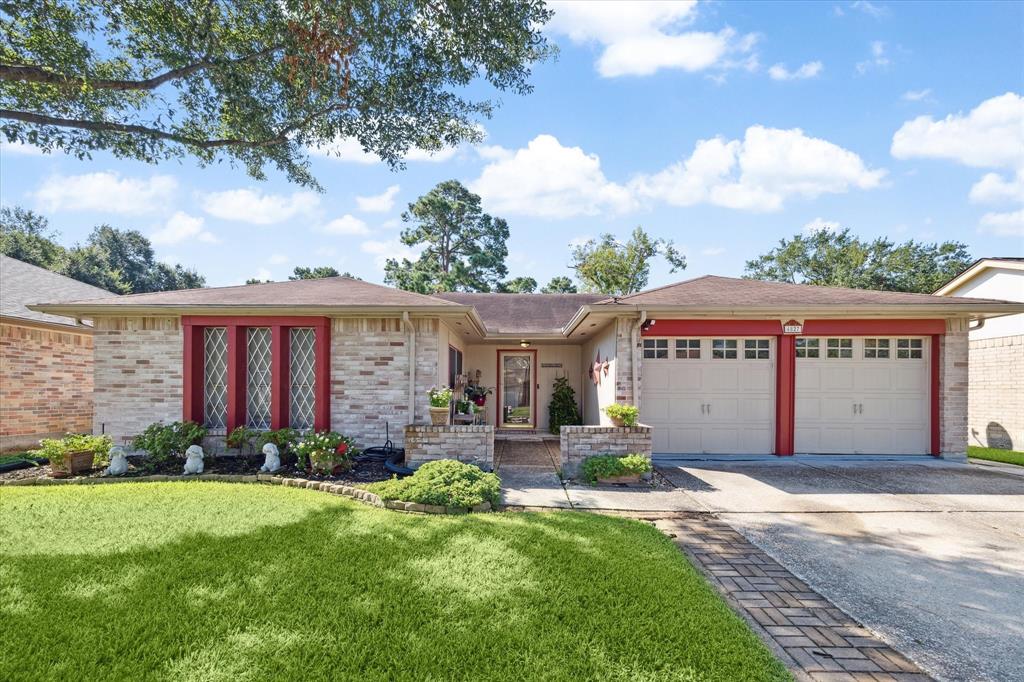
(540, 276, 577, 293)
(289, 266, 341, 280)
(744, 228, 973, 293)
(0, 1, 554, 188)
(385, 180, 509, 293)
(497, 276, 537, 293)
(245, 278, 272, 285)
(0, 206, 65, 268)
(570, 227, 686, 296)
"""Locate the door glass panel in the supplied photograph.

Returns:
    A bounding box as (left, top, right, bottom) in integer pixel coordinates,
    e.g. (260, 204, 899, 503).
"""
(826, 338, 853, 358)
(864, 338, 890, 359)
(643, 338, 668, 359)
(896, 338, 923, 359)
(712, 339, 737, 359)
(501, 354, 532, 426)
(743, 339, 770, 359)
(675, 339, 700, 359)
(796, 338, 819, 358)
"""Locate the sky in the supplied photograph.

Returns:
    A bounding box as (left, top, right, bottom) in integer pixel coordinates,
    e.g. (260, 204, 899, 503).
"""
(1, 0, 1023, 290)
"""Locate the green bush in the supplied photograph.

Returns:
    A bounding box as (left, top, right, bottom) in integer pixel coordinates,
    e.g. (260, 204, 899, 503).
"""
(548, 375, 581, 434)
(427, 386, 453, 408)
(368, 460, 501, 508)
(603, 403, 640, 427)
(32, 434, 113, 468)
(132, 421, 207, 467)
(255, 428, 299, 454)
(580, 454, 652, 483)
(294, 431, 358, 472)
(226, 426, 258, 453)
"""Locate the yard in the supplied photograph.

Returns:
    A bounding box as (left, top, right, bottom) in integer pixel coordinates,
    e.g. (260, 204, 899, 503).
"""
(0, 483, 789, 681)
(968, 445, 1024, 467)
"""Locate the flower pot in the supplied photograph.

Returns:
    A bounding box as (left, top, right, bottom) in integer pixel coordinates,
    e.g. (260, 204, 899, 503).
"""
(51, 449, 94, 478)
(596, 473, 641, 485)
(608, 415, 626, 427)
(472, 396, 486, 407)
(429, 406, 450, 425)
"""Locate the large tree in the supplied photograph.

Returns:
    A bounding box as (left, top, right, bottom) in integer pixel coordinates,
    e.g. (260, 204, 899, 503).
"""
(289, 265, 341, 280)
(497, 276, 537, 293)
(570, 227, 686, 296)
(384, 180, 509, 293)
(0, 1, 553, 188)
(744, 228, 973, 293)
(540, 276, 577, 293)
(0, 206, 64, 268)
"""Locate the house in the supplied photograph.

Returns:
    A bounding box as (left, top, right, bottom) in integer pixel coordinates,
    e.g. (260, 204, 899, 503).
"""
(0, 254, 117, 451)
(936, 258, 1024, 451)
(30, 274, 1023, 470)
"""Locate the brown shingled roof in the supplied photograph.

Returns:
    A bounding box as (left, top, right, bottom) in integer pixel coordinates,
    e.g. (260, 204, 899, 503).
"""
(597, 275, 1014, 307)
(434, 292, 605, 334)
(1, 254, 116, 328)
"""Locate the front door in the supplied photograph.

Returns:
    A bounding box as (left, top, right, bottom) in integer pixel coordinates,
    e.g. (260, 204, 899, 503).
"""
(498, 351, 535, 428)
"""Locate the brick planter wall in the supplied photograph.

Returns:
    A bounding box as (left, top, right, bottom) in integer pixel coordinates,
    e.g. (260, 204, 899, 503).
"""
(404, 424, 494, 470)
(559, 424, 652, 477)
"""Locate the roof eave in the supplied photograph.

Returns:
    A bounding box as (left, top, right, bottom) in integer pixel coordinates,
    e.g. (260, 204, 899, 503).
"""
(934, 259, 1024, 295)
(28, 303, 474, 318)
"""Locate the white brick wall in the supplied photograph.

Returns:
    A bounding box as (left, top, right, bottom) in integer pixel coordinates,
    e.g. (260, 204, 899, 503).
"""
(938, 328, 969, 458)
(404, 424, 494, 470)
(559, 424, 652, 476)
(968, 334, 1023, 451)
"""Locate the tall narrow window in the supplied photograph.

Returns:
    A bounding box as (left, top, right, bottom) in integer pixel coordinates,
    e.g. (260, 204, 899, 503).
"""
(203, 327, 227, 429)
(289, 328, 316, 430)
(246, 327, 272, 429)
(448, 346, 464, 387)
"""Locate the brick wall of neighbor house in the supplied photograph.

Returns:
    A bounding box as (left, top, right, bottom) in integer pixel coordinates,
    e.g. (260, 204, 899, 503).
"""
(938, 326, 969, 459)
(330, 317, 438, 448)
(92, 317, 183, 445)
(404, 424, 494, 470)
(967, 334, 1023, 451)
(559, 424, 652, 477)
(0, 323, 95, 450)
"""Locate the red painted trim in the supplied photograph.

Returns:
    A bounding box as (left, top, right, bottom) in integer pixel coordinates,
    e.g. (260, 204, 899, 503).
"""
(775, 335, 796, 456)
(226, 325, 247, 431)
(314, 319, 331, 431)
(183, 315, 327, 327)
(270, 325, 289, 430)
(931, 334, 941, 456)
(182, 324, 204, 423)
(496, 348, 538, 428)
(643, 319, 782, 336)
(801, 319, 946, 335)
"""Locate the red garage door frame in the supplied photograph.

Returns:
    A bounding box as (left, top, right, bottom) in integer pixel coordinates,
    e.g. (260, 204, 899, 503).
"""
(641, 319, 945, 457)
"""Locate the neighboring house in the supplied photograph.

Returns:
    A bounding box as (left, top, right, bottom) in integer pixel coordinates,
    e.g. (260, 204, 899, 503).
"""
(936, 258, 1024, 451)
(0, 254, 117, 451)
(31, 274, 1023, 465)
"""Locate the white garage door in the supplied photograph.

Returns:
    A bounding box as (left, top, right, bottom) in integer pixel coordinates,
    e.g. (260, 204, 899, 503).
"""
(640, 337, 775, 454)
(795, 336, 930, 455)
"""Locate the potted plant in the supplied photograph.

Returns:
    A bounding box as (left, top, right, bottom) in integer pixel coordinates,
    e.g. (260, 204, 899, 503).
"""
(35, 434, 113, 478)
(604, 403, 640, 427)
(455, 398, 473, 415)
(581, 454, 652, 485)
(295, 431, 357, 475)
(428, 387, 453, 425)
(465, 384, 492, 407)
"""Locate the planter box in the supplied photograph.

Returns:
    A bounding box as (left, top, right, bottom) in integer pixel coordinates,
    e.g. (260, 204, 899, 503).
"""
(596, 473, 642, 485)
(51, 449, 94, 478)
(429, 407, 450, 426)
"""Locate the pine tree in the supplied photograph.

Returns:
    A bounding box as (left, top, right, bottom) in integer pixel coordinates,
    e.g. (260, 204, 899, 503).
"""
(548, 376, 581, 435)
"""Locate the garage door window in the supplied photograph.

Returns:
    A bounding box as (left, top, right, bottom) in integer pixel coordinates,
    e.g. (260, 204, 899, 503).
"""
(675, 339, 700, 359)
(864, 338, 890, 359)
(643, 339, 668, 359)
(897, 338, 923, 359)
(712, 339, 738, 359)
(796, 338, 819, 358)
(744, 339, 770, 359)
(826, 338, 853, 358)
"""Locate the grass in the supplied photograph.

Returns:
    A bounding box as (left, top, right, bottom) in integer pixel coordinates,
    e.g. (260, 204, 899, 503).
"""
(968, 446, 1024, 467)
(0, 483, 788, 682)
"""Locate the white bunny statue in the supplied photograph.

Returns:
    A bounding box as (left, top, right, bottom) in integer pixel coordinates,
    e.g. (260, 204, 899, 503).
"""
(259, 442, 282, 473)
(183, 444, 205, 475)
(104, 445, 129, 476)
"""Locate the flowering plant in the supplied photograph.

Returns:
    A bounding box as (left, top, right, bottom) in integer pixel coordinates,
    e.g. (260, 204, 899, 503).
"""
(294, 431, 358, 473)
(427, 386, 453, 408)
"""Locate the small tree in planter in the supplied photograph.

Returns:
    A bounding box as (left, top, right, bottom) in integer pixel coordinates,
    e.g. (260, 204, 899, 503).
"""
(603, 403, 639, 427)
(33, 434, 113, 478)
(427, 387, 453, 425)
(294, 431, 358, 475)
(548, 376, 581, 434)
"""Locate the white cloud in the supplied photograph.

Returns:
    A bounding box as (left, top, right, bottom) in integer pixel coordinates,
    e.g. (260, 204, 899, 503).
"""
(267, 253, 289, 265)
(891, 93, 1024, 169)
(969, 170, 1024, 204)
(253, 267, 273, 281)
(700, 246, 725, 256)
(768, 61, 823, 81)
(320, 214, 370, 236)
(470, 134, 635, 218)
(150, 211, 219, 245)
(34, 172, 177, 214)
(200, 188, 319, 225)
(856, 40, 890, 74)
(850, 1, 889, 18)
(1, 139, 44, 156)
(356, 185, 400, 213)
(309, 137, 457, 163)
(545, 1, 756, 78)
(979, 209, 1024, 237)
(631, 126, 885, 212)
(901, 88, 932, 102)
(475, 144, 514, 161)
(803, 217, 842, 234)
(361, 239, 422, 268)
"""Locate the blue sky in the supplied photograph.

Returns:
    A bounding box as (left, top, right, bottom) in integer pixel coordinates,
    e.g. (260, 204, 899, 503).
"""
(1, 0, 1022, 289)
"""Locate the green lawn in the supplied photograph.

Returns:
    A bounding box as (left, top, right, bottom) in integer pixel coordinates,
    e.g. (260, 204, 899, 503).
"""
(0, 483, 788, 682)
(968, 446, 1024, 467)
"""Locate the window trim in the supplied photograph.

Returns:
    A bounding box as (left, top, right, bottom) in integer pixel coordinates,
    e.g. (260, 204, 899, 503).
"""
(864, 337, 891, 359)
(825, 338, 853, 359)
(795, 337, 820, 359)
(674, 338, 701, 359)
(712, 338, 738, 360)
(896, 337, 923, 359)
(643, 338, 670, 359)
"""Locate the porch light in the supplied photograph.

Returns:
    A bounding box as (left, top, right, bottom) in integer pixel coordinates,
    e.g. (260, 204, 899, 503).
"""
(519, 340, 531, 348)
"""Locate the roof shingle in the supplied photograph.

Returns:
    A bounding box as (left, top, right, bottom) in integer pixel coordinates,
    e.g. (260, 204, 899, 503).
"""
(434, 292, 605, 334)
(1, 255, 116, 328)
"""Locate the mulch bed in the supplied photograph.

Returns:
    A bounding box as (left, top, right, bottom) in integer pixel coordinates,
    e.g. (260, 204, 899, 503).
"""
(0, 454, 392, 486)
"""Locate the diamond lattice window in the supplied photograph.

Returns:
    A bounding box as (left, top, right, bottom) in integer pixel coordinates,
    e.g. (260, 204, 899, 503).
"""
(203, 327, 227, 429)
(246, 327, 272, 430)
(289, 328, 316, 430)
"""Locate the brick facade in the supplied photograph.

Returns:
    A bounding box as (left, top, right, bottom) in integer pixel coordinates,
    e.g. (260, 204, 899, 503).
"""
(614, 317, 637, 405)
(0, 322, 95, 451)
(559, 424, 652, 476)
(938, 327, 969, 459)
(404, 424, 494, 470)
(967, 334, 1023, 451)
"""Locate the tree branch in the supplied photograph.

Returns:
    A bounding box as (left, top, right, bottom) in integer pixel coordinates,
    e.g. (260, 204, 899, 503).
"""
(0, 46, 283, 92)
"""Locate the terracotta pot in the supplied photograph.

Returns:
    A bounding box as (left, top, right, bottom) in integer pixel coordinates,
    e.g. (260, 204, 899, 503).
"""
(52, 449, 94, 478)
(608, 415, 626, 427)
(429, 406, 450, 425)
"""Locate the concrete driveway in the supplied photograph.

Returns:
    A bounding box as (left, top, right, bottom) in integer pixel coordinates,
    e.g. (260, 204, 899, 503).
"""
(656, 458, 1024, 682)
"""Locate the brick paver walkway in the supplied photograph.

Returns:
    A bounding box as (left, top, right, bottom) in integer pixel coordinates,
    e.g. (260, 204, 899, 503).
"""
(650, 514, 932, 682)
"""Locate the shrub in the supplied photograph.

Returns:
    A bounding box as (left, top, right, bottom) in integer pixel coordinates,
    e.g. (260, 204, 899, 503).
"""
(580, 454, 652, 483)
(427, 386, 453, 408)
(368, 460, 501, 508)
(132, 421, 207, 467)
(226, 426, 258, 453)
(548, 375, 581, 434)
(255, 428, 299, 456)
(33, 434, 113, 468)
(294, 431, 358, 472)
(603, 403, 640, 427)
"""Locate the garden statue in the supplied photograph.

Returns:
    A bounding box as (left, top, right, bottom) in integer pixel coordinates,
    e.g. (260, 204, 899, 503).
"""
(104, 446, 129, 476)
(259, 443, 282, 473)
(183, 444, 205, 475)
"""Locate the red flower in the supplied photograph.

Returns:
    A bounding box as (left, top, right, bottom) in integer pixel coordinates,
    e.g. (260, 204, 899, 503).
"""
(335, 442, 348, 455)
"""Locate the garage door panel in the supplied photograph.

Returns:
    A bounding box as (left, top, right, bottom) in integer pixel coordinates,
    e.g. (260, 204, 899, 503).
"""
(741, 365, 773, 391)
(668, 428, 702, 454)
(820, 397, 855, 421)
(706, 366, 739, 391)
(796, 396, 822, 419)
(741, 397, 773, 421)
(709, 397, 739, 421)
(796, 367, 821, 390)
(703, 428, 741, 454)
(669, 366, 702, 391)
(740, 427, 773, 454)
(669, 397, 702, 422)
(858, 367, 894, 392)
(893, 367, 927, 391)
(820, 366, 855, 391)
